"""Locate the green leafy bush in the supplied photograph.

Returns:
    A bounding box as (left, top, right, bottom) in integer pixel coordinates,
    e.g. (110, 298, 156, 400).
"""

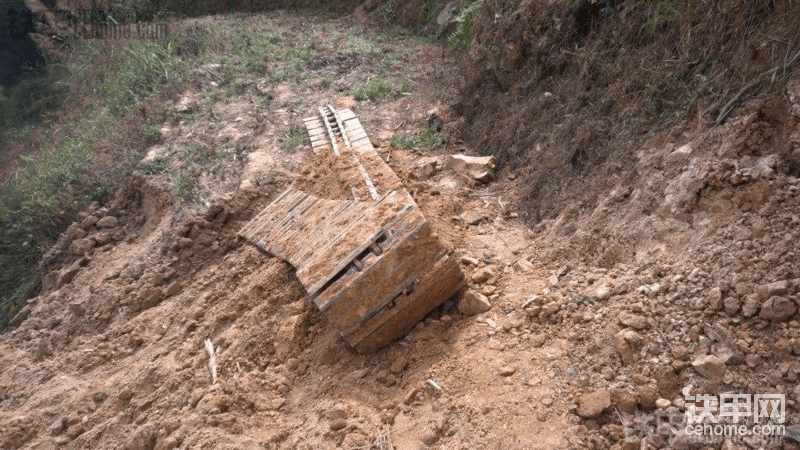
(448, 1, 481, 49)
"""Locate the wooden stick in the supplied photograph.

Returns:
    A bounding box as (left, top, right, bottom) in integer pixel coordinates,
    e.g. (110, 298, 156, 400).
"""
(204, 339, 217, 385)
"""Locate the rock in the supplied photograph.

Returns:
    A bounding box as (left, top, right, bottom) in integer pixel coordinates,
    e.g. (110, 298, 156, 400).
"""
(326, 403, 348, 421)
(139, 287, 164, 310)
(9, 304, 33, 327)
(49, 418, 67, 435)
(619, 312, 648, 330)
(655, 366, 680, 399)
(723, 296, 740, 316)
(69, 238, 95, 255)
(620, 437, 641, 450)
(460, 256, 479, 266)
(593, 284, 612, 301)
(457, 290, 492, 315)
(745, 354, 762, 368)
(741, 294, 760, 318)
(610, 389, 638, 414)
(65, 424, 84, 439)
(154, 436, 179, 450)
(759, 296, 796, 321)
(389, 355, 408, 374)
(276, 315, 304, 344)
(426, 106, 451, 130)
(708, 287, 723, 310)
(164, 282, 182, 298)
(757, 280, 789, 301)
(513, 259, 533, 273)
(498, 366, 516, 377)
(692, 355, 726, 380)
(655, 398, 671, 409)
(614, 329, 639, 365)
(57, 265, 81, 289)
(460, 210, 487, 225)
(413, 157, 439, 180)
(403, 386, 420, 404)
(637, 384, 659, 411)
(547, 275, 559, 286)
(471, 267, 495, 284)
(329, 418, 347, 431)
(79, 215, 99, 230)
(577, 390, 611, 418)
(96, 216, 118, 228)
(446, 154, 496, 183)
(421, 426, 439, 445)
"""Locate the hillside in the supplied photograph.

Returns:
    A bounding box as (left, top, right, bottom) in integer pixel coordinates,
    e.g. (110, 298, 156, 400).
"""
(2, 2, 800, 450)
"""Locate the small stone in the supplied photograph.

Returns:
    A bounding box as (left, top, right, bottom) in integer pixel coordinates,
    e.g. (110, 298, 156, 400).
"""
(745, 354, 762, 368)
(757, 280, 789, 301)
(65, 424, 84, 440)
(447, 154, 496, 183)
(614, 329, 639, 365)
(326, 403, 348, 421)
(164, 282, 182, 298)
(594, 284, 612, 301)
(460, 256, 480, 266)
(620, 437, 641, 450)
(577, 390, 611, 418)
(759, 296, 796, 321)
(708, 287, 723, 310)
(547, 275, 559, 286)
(96, 216, 119, 228)
(403, 387, 420, 404)
(69, 238, 95, 255)
(57, 265, 81, 289)
(420, 426, 439, 445)
(461, 210, 487, 225)
(723, 296, 740, 316)
(389, 355, 408, 374)
(471, 267, 495, 284)
(457, 290, 492, 315)
(655, 398, 671, 409)
(79, 215, 99, 230)
(741, 294, 760, 318)
(619, 312, 648, 330)
(329, 418, 347, 431)
(610, 389, 637, 414)
(498, 366, 516, 377)
(692, 354, 726, 380)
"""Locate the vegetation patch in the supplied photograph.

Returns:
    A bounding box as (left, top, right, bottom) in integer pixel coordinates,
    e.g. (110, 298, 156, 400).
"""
(390, 126, 448, 150)
(281, 130, 306, 153)
(0, 21, 215, 329)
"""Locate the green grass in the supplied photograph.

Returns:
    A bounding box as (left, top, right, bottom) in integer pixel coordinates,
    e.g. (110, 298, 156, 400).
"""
(349, 78, 396, 102)
(140, 157, 169, 175)
(340, 35, 377, 54)
(281, 130, 305, 152)
(0, 21, 214, 330)
(174, 171, 195, 200)
(0, 65, 70, 144)
(390, 125, 448, 150)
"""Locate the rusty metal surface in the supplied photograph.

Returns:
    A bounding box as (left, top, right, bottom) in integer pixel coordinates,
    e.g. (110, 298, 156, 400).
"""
(239, 107, 466, 352)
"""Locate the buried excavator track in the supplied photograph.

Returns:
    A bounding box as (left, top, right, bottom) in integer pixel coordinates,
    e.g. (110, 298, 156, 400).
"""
(239, 106, 466, 352)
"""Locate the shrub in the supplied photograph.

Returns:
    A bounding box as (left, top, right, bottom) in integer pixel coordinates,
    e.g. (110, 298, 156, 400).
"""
(448, 1, 481, 49)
